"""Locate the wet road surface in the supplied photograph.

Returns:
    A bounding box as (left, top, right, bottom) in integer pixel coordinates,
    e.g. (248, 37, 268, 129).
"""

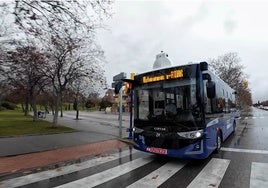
(1, 107, 268, 188)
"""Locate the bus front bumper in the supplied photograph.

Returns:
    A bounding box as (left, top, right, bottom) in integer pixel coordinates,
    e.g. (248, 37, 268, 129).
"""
(133, 138, 211, 159)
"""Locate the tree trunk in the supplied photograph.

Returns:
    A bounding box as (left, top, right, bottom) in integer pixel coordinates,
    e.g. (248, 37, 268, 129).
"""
(32, 103, 38, 122)
(49, 104, 54, 115)
(24, 97, 29, 116)
(52, 93, 60, 127)
(21, 103, 25, 113)
(60, 94, 63, 117)
(76, 109, 79, 120)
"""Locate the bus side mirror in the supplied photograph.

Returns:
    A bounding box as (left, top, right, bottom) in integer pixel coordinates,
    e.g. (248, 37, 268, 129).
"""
(207, 81, 216, 99)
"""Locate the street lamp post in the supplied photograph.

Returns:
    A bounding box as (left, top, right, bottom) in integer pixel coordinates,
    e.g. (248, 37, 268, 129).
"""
(128, 90, 133, 139)
(119, 87, 123, 138)
(112, 72, 127, 138)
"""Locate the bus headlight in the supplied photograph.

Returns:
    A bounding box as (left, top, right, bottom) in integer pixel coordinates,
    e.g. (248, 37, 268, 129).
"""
(177, 130, 203, 139)
(133, 127, 144, 133)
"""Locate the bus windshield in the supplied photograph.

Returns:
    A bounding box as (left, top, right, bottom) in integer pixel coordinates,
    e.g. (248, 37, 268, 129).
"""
(135, 80, 202, 130)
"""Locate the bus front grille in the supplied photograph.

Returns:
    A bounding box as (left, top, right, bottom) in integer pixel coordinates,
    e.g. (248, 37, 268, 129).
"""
(144, 137, 197, 149)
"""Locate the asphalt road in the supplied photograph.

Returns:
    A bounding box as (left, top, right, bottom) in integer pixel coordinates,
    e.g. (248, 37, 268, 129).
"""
(218, 106, 268, 188)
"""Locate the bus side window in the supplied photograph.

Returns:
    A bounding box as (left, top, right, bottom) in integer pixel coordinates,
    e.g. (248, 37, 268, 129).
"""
(206, 81, 216, 99)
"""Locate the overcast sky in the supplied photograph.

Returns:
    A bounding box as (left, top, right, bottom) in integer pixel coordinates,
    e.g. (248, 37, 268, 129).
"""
(97, 0, 268, 103)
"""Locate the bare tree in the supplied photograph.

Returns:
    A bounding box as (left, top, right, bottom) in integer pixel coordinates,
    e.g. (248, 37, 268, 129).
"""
(0, 2, 19, 42)
(208, 52, 245, 88)
(13, 1, 113, 126)
(5, 46, 48, 120)
(13, 1, 113, 35)
(70, 79, 87, 120)
(40, 32, 107, 126)
(208, 52, 252, 107)
(237, 87, 252, 106)
(0, 2, 15, 103)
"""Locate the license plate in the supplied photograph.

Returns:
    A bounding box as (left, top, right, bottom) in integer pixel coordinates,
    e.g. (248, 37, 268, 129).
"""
(146, 147, 167, 155)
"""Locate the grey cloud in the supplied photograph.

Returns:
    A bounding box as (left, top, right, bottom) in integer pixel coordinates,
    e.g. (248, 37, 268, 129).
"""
(223, 19, 237, 34)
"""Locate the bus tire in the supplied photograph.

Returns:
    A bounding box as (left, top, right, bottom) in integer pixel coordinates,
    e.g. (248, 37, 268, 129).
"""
(215, 132, 222, 153)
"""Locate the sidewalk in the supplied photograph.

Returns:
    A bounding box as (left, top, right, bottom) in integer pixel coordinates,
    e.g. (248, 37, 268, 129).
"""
(0, 111, 134, 179)
(0, 139, 129, 179)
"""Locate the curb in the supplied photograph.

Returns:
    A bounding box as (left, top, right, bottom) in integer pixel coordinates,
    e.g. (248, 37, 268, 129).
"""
(118, 137, 134, 145)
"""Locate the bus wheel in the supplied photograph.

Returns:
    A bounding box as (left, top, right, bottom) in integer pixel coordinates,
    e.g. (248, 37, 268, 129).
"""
(215, 132, 222, 153)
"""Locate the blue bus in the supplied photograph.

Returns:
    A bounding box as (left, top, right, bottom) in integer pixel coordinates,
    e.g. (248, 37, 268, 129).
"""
(132, 61, 236, 159)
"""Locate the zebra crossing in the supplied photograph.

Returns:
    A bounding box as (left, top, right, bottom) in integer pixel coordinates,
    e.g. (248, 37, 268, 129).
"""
(1, 148, 268, 188)
(239, 116, 267, 120)
(126, 160, 186, 188)
(244, 116, 264, 120)
(187, 158, 230, 188)
(250, 162, 268, 188)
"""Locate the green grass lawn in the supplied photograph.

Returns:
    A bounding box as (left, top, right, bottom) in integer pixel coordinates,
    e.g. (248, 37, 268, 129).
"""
(0, 110, 75, 137)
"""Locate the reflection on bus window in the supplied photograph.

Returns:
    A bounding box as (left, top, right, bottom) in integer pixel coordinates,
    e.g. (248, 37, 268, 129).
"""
(137, 84, 193, 122)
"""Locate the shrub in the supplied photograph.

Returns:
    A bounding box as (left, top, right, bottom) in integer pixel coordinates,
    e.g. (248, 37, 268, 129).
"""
(1, 101, 17, 110)
(85, 99, 95, 109)
(99, 99, 112, 111)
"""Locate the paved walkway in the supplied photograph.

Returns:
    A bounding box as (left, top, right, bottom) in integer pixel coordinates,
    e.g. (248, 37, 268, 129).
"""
(0, 111, 133, 179)
(0, 139, 129, 178)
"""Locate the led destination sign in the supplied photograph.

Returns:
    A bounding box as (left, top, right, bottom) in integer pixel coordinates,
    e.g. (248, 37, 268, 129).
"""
(142, 69, 183, 83)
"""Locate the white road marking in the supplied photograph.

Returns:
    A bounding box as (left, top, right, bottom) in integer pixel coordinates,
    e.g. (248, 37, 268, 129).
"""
(56, 157, 154, 188)
(127, 160, 187, 188)
(221, 147, 268, 155)
(250, 162, 268, 188)
(187, 158, 230, 188)
(1, 149, 138, 187)
(243, 116, 268, 120)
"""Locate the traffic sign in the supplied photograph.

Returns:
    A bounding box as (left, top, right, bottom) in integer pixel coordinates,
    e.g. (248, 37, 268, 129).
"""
(113, 72, 126, 81)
